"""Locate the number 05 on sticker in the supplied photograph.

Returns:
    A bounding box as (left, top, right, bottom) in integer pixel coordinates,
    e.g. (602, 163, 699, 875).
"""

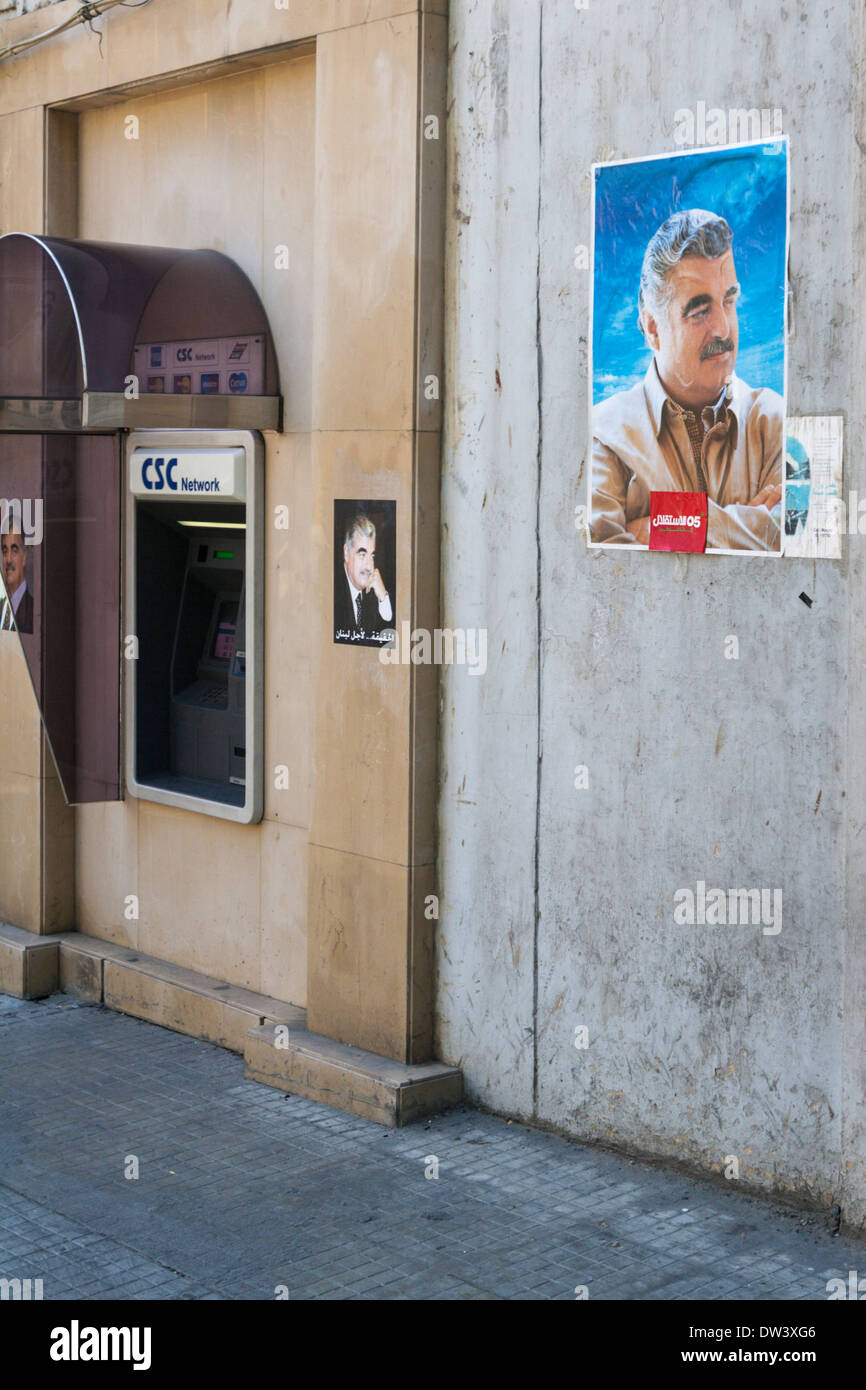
(649, 491, 708, 552)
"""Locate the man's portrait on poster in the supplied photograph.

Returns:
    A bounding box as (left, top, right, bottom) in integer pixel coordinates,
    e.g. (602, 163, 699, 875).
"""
(0, 509, 34, 634)
(334, 500, 397, 648)
(589, 139, 788, 555)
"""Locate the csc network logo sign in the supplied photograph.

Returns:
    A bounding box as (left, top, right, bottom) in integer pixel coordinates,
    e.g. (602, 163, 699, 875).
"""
(141, 456, 178, 491)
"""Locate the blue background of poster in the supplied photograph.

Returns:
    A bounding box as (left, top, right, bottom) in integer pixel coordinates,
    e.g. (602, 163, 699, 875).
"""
(592, 141, 787, 404)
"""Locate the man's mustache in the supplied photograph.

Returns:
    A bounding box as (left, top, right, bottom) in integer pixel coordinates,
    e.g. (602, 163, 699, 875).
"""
(701, 337, 735, 361)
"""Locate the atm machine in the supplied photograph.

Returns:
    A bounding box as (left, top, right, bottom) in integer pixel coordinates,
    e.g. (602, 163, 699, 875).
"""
(126, 430, 263, 823)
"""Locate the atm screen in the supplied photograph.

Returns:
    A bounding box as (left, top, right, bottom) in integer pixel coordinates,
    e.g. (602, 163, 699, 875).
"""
(211, 600, 238, 663)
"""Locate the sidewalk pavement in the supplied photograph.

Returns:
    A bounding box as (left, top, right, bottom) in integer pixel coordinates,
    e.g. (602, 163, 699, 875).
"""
(0, 992, 861, 1301)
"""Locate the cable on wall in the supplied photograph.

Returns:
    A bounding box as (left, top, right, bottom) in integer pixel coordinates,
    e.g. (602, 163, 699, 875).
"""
(0, 0, 153, 64)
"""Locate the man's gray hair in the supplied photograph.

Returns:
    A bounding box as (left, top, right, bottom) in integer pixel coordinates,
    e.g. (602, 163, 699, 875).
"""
(344, 513, 376, 550)
(637, 209, 733, 339)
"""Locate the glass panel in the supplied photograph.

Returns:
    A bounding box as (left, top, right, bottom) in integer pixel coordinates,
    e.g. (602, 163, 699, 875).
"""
(0, 235, 279, 401)
(67, 435, 121, 802)
(0, 433, 120, 803)
(47, 239, 178, 392)
(0, 235, 81, 397)
(134, 250, 279, 395)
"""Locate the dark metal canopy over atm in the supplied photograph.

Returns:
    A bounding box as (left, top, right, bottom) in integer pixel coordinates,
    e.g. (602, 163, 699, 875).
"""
(0, 233, 281, 806)
(0, 233, 282, 431)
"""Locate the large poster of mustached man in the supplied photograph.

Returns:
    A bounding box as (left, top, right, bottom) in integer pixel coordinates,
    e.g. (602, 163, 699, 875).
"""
(588, 139, 788, 555)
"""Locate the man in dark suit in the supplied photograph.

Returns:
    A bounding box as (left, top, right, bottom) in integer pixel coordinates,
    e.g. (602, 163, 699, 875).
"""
(1, 528, 33, 634)
(334, 513, 393, 645)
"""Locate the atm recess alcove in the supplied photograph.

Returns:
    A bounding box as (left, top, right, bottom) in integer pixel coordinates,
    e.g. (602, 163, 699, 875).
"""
(0, 233, 282, 811)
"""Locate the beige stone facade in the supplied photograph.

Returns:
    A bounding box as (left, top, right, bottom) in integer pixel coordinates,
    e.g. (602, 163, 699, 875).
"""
(0, 0, 447, 1069)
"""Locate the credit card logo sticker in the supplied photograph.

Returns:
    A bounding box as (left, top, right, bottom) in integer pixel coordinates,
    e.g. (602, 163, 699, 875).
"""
(134, 338, 264, 393)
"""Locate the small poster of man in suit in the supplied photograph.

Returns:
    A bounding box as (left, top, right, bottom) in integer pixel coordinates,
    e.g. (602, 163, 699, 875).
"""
(334, 500, 396, 648)
(1, 521, 34, 634)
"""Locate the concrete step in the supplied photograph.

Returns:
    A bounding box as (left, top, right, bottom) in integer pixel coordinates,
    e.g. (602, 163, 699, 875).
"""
(0, 922, 304, 1053)
(245, 1020, 463, 1127)
(0, 921, 464, 1127)
(0, 920, 61, 1000)
(62, 931, 306, 1053)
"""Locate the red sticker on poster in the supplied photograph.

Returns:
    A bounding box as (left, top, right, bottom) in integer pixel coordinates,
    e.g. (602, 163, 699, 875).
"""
(649, 491, 708, 552)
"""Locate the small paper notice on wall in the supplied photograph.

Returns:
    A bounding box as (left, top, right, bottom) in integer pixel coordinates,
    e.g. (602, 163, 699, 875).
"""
(784, 416, 844, 559)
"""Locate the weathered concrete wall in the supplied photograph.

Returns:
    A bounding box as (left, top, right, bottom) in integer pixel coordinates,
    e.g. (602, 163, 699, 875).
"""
(841, 0, 866, 1231)
(439, 0, 862, 1220)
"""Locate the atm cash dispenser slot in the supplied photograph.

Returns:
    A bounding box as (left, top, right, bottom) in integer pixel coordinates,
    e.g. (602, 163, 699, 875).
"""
(125, 432, 263, 824)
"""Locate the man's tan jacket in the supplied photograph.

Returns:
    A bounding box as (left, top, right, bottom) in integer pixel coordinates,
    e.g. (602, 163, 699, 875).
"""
(590, 360, 783, 552)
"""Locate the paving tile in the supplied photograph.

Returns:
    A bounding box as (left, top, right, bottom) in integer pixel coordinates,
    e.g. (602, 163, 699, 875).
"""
(0, 992, 863, 1301)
